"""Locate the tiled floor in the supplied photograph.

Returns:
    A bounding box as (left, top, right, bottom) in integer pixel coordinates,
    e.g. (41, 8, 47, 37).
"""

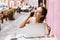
(0, 12, 30, 40)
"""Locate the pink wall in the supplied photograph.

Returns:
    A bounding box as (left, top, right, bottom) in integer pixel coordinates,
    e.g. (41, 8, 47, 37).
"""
(46, 0, 60, 40)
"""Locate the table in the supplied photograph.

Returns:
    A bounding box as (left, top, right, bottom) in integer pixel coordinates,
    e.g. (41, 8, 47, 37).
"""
(4, 23, 57, 40)
(16, 5, 33, 13)
(5, 34, 57, 40)
(18, 37, 57, 40)
(21, 7, 33, 12)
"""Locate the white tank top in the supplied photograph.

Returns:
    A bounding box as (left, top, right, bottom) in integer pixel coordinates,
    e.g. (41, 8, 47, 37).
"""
(29, 17, 36, 23)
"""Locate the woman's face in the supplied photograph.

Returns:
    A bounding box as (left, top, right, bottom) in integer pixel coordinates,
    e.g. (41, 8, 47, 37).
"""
(34, 7, 42, 16)
(34, 7, 44, 22)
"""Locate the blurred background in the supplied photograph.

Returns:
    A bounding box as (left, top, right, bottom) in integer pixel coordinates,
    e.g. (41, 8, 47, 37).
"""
(0, 0, 60, 40)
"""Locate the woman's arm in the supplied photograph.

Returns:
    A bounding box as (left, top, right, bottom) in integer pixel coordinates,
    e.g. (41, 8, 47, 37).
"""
(26, 17, 31, 24)
(45, 23, 51, 36)
(20, 16, 30, 28)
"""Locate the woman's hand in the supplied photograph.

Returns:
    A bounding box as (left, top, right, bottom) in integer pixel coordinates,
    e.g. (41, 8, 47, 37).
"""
(45, 23, 51, 36)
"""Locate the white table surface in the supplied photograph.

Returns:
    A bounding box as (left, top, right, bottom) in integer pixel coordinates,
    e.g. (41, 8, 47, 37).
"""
(5, 34, 57, 40)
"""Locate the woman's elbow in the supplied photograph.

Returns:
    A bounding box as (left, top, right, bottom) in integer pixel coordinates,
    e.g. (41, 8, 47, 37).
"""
(19, 23, 26, 28)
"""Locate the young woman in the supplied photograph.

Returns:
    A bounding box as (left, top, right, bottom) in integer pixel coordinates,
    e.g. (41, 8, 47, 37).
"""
(20, 7, 47, 27)
(20, 7, 50, 36)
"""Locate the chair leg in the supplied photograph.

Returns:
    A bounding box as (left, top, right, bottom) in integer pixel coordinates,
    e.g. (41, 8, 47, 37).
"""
(1, 19, 3, 24)
(6, 17, 8, 21)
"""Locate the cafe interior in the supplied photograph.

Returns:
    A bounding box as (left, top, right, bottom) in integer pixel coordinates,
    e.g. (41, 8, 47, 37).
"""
(0, 0, 60, 40)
